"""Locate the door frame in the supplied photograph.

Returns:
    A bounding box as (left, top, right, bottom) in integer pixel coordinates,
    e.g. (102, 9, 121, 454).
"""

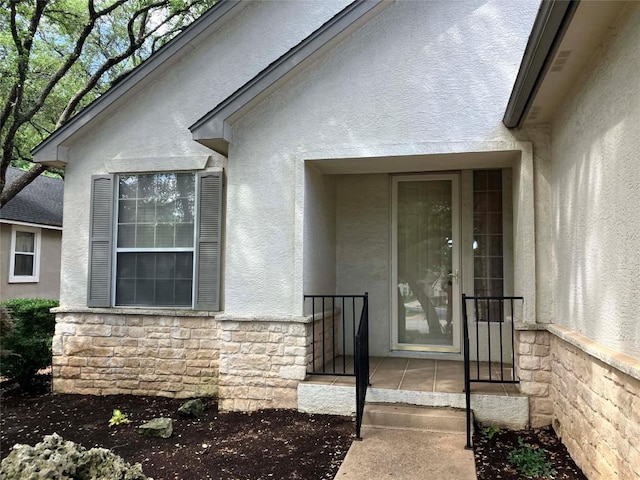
(390, 173, 462, 353)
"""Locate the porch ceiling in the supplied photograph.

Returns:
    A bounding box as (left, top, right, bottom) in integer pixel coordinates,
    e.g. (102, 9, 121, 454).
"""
(307, 150, 520, 175)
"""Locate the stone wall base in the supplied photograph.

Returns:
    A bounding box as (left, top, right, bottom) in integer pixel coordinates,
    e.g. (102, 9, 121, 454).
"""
(217, 319, 308, 411)
(52, 312, 220, 398)
(551, 334, 640, 479)
(516, 329, 553, 427)
(52, 311, 314, 412)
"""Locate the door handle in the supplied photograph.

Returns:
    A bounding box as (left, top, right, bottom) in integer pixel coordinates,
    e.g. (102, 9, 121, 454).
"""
(448, 270, 459, 284)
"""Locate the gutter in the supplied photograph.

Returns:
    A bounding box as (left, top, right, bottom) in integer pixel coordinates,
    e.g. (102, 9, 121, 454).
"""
(502, 0, 579, 129)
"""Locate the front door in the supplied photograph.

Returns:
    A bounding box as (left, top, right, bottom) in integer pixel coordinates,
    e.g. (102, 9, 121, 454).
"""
(391, 174, 461, 353)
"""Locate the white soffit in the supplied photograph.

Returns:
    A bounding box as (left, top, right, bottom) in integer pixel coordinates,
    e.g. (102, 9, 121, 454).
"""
(523, 1, 629, 126)
(308, 151, 520, 175)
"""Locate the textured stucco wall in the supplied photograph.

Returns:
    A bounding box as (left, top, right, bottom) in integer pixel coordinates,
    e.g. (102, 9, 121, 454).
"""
(550, 4, 640, 359)
(336, 174, 390, 356)
(57, 0, 352, 309)
(229, 0, 539, 318)
(1, 225, 62, 300)
(303, 166, 337, 301)
(57, 0, 540, 318)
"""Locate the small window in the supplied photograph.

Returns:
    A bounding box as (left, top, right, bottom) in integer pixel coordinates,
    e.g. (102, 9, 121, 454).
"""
(473, 170, 503, 298)
(9, 226, 40, 283)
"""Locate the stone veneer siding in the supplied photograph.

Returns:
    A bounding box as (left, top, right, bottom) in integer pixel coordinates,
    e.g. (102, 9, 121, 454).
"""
(515, 328, 553, 427)
(550, 328, 640, 480)
(52, 310, 220, 398)
(52, 309, 333, 412)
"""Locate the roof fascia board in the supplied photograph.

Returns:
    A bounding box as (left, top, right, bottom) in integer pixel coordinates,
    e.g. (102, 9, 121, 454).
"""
(503, 0, 579, 129)
(0, 219, 63, 230)
(190, 0, 389, 156)
(32, 0, 244, 164)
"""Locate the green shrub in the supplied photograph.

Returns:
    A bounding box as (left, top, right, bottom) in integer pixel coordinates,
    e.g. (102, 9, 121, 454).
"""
(508, 437, 556, 478)
(0, 298, 58, 388)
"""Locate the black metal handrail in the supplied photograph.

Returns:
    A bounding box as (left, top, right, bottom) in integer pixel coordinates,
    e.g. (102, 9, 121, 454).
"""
(354, 293, 369, 440)
(463, 295, 524, 449)
(304, 293, 369, 440)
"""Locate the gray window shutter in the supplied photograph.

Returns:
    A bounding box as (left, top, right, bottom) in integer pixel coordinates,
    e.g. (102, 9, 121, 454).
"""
(195, 171, 223, 310)
(87, 175, 114, 307)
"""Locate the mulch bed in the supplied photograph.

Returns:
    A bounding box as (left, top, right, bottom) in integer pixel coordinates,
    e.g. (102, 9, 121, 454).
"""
(2, 375, 589, 480)
(1, 377, 353, 480)
(473, 423, 587, 480)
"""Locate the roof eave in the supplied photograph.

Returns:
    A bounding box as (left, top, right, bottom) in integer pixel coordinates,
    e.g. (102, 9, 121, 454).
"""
(502, 0, 580, 129)
(190, 0, 390, 155)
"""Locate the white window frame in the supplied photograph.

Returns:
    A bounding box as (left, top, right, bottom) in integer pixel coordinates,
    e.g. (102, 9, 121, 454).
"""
(9, 225, 41, 283)
(111, 172, 199, 308)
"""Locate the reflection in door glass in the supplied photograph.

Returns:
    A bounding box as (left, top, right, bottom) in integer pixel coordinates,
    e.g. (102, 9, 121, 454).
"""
(397, 180, 454, 347)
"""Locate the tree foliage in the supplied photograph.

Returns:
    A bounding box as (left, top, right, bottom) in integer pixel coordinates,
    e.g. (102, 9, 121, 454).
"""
(0, 0, 216, 206)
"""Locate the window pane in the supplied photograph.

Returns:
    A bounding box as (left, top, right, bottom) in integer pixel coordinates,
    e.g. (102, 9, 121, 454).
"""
(156, 224, 175, 248)
(115, 252, 193, 307)
(137, 199, 155, 223)
(175, 223, 194, 247)
(136, 224, 154, 248)
(136, 279, 154, 305)
(116, 279, 135, 305)
(118, 199, 136, 223)
(175, 280, 193, 306)
(14, 254, 34, 276)
(15, 231, 35, 252)
(119, 176, 138, 199)
(137, 253, 155, 278)
(116, 253, 136, 278)
(155, 280, 175, 305)
(175, 199, 194, 223)
(117, 225, 136, 248)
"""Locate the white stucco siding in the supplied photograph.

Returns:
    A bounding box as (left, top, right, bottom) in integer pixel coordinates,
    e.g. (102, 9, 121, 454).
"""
(57, 1, 352, 308)
(226, 0, 538, 317)
(230, 0, 539, 150)
(336, 175, 390, 356)
(551, 5, 640, 359)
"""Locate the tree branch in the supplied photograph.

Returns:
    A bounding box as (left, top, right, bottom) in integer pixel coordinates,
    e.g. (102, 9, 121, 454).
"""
(0, 163, 47, 207)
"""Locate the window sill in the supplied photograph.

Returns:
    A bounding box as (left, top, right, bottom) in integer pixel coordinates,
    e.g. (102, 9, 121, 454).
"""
(51, 306, 219, 317)
(8, 277, 39, 283)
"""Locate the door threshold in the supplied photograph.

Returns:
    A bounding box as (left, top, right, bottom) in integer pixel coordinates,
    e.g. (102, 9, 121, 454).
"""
(387, 350, 463, 361)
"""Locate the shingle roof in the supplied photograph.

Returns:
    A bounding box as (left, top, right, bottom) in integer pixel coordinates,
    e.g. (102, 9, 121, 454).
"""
(0, 168, 64, 227)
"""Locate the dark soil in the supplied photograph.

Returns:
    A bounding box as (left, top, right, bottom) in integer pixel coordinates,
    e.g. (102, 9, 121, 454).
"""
(2, 376, 589, 480)
(474, 423, 587, 480)
(1, 376, 353, 480)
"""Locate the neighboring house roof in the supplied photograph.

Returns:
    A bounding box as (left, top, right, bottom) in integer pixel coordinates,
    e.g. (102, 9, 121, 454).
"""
(504, 0, 628, 128)
(0, 168, 64, 228)
(31, 0, 245, 166)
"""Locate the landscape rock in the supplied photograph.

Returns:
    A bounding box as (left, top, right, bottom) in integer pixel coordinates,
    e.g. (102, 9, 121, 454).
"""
(138, 417, 173, 438)
(0, 433, 146, 480)
(178, 398, 205, 417)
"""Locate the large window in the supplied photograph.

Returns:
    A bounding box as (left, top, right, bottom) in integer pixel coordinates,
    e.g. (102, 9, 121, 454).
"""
(115, 173, 195, 307)
(87, 170, 223, 310)
(9, 226, 40, 283)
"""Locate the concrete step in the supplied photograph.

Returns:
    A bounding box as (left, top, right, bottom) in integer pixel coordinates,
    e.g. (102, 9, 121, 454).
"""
(362, 404, 469, 434)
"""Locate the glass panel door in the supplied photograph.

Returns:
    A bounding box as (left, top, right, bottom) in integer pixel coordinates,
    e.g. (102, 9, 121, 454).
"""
(392, 174, 461, 352)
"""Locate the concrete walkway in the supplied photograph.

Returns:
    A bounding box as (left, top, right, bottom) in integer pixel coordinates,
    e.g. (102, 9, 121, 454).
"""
(334, 427, 477, 480)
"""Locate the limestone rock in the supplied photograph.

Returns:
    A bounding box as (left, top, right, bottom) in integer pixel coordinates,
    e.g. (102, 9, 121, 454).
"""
(138, 417, 173, 438)
(0, 433, 146, 480)
(178, 398, 205, 417)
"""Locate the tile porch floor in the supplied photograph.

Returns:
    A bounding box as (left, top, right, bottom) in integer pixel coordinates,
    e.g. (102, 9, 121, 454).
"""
(304, 356, 522, 397)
